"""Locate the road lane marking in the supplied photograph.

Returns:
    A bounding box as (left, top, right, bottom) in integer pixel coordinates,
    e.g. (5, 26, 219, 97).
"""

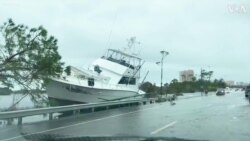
(0, 106, 160, 141)
(150, 121, 177, 135)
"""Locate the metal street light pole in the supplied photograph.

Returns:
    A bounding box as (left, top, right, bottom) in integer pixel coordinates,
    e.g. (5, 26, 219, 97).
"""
(160, 51, 169, 95)
(200, 68, 203, 96)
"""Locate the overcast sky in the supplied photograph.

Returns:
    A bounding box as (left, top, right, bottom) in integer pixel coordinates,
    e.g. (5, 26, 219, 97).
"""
(0, 0, 249, 84)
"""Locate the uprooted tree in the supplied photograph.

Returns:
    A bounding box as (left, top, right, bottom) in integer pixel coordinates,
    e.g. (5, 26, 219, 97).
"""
(0, 19, 64, 106)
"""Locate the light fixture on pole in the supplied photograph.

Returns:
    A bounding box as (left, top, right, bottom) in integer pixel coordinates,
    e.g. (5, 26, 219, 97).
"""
(158, 50, 169, 95)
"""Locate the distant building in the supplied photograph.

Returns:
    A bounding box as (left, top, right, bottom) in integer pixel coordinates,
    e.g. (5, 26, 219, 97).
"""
(235, 82, 249, 86)
(225, 80, 235, 86)
(179, 70, 194, 82)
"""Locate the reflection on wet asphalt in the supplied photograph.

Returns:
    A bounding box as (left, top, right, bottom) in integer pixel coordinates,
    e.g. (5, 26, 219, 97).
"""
(0, 91, 250, 141)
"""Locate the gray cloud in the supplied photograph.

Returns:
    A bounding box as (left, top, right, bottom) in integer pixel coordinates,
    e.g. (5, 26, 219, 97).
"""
(0, 0, 249, 84)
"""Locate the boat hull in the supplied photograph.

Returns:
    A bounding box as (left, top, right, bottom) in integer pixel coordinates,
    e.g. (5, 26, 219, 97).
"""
(46, 79, 140, 103)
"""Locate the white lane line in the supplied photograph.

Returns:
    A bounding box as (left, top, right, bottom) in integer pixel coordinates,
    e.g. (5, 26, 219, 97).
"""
(150, 121, 177, 135)
(0, 106, 159, 141)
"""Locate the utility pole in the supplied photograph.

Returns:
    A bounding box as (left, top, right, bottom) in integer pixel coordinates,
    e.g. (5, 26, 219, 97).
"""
(160, 51, 169, 95)
(200, 68, 205, 96)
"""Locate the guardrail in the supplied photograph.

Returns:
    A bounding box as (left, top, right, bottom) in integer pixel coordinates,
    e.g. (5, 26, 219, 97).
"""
(0, 98, 155, 125)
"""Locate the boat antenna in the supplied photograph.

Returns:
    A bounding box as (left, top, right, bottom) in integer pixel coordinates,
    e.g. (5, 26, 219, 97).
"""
(105, 10, 118, 50)
(124, 36, 141, 56)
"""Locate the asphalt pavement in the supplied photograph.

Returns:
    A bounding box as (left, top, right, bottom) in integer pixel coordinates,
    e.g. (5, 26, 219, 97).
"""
(0, 91, 250, 141)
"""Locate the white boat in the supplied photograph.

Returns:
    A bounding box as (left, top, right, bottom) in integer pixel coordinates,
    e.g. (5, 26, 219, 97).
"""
(46, 45, 145, 103)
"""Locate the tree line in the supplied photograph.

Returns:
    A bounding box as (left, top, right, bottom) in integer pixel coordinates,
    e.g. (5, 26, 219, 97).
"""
(140, 78, 226, 96)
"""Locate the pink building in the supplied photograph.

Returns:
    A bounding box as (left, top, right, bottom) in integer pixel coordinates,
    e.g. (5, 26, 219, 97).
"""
(179, 70, 194, 82)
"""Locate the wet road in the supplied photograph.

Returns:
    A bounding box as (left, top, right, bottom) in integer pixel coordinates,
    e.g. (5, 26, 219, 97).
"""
(0, 91, 250, 141)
